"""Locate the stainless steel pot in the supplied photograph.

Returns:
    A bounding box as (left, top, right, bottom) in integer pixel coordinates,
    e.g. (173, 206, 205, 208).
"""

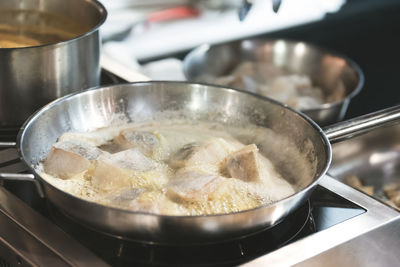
(0, 0, 107, 126)
(183, 39, 364, 126)
(0, 82, 398, 245)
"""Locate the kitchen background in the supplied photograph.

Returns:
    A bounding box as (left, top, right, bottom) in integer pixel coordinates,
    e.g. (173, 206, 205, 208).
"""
(0, 1, 400, 266)
(100, 0, 400, 118)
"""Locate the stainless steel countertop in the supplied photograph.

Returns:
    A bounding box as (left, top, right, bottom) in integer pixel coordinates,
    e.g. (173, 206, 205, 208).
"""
(243, 176, 400, 266)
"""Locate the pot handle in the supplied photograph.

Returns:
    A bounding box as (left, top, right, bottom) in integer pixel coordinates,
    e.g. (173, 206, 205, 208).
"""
(0, 142, 44, 198)
(323, 104, 400, 144)
(0, 173, 44, 198)
(0, 141, 16, 147)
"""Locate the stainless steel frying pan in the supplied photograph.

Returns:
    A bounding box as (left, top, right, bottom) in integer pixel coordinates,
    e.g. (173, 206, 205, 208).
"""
(0, 82, 398, 245)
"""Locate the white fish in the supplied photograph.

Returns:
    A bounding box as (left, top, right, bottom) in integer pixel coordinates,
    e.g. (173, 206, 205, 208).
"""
(222, 144, 263, 182)
(43, 140, 102, 179)
(90, 149, 158, 192)
(167, 168, 223, 202)
(113, 129, 160, 156)
(169, 137, 243, 168)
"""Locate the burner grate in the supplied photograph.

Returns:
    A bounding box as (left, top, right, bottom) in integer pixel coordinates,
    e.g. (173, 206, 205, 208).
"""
(47, 200, 315, 266)
(0, 257, 11, 267)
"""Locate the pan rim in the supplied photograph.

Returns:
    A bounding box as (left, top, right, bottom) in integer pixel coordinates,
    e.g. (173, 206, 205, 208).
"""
(183, 38, 365, 112)
(17, 80, 332, 219)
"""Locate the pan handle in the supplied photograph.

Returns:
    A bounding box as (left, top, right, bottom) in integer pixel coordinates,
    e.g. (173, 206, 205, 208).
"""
(0, 142, 44, 198)
(0, 173, 44, 198)
(0, 142, 16, 147)
(323, 104, 400, 143)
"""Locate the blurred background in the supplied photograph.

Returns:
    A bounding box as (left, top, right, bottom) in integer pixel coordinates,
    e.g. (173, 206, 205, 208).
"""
(100, 0, 400, 120)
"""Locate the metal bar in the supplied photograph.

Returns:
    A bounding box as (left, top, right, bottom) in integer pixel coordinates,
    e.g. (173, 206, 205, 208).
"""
(0, 173, 44, 198)
(323, 104, 400, 143)
(0, 142, 16, 148)
(0, 173, 34, 181)
(0, 186, 110, 267)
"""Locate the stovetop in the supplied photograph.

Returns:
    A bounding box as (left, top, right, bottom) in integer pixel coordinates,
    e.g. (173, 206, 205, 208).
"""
(1, 154, 399, 267)
(47, 199, 314, 266)
(0, 69, 400, 266)
(44, 185, 368, 267)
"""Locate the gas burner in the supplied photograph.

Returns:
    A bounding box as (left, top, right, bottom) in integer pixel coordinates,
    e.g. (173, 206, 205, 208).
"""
(47, 200, 314, 266)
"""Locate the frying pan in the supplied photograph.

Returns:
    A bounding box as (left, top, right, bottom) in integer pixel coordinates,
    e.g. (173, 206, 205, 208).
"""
(183, 39, 364, 126)
(0, 82, 398, 245)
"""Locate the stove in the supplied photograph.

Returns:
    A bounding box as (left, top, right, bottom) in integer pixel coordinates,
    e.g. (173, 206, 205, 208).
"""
(47, 198, 313, 266)
(1, 159, 399, 267)
(0, 71, 399, 267)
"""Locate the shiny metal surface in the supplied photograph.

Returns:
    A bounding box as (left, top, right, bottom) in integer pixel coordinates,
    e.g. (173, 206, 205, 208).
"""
(16, 81, 331, 244)
(329, 121, 400, 200)
(0, 0, 107, 126)
(4, 81, 400, 244)
(242, 176, 400, 266)
(0, 172, 44, 198)
(324, 104, 400, 143)
(294, 216, 400, 267)
(0, 185, 109, 266)
(0, 142, 16, 148)
(183, 39, 364, 126)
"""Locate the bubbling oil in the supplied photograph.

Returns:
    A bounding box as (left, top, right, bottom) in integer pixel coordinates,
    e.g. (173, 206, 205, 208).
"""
(37, 121, 297, 216)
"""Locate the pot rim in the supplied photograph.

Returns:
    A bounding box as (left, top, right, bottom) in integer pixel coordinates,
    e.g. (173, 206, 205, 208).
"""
(0, 0, 107, 51)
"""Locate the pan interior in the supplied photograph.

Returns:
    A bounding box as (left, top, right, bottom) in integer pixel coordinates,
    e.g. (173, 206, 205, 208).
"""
(184, 39, 362, 106)
(0, 0, 105, 48)
(20, 82, 330, 204)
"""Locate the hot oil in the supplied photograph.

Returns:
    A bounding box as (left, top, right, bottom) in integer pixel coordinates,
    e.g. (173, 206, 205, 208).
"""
(0, 10, 91, 48)
(37, 120, 297, 216)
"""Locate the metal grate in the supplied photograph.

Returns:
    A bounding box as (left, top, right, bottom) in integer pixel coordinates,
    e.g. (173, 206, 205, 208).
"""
(0, 257, 12, 267)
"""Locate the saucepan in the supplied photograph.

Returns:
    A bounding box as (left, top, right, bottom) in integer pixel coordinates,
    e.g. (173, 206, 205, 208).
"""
(0, 0, 106, 126)
(0, 82, 398, 245)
